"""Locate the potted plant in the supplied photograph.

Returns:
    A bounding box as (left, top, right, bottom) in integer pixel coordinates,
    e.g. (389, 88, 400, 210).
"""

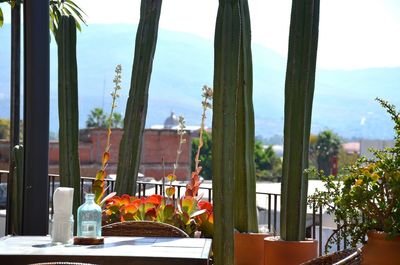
(234, 1, 273, 265)
(264, 0, 320, 264)
(212, 0, 271, 264)
(309, 98, 400, 265)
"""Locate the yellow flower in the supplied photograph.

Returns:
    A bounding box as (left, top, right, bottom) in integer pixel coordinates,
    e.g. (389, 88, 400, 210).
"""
(355, 179, 363, 186)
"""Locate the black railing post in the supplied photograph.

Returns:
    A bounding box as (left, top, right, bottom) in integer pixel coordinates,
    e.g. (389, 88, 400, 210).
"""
(267, 194, 271, 232)
(319, 205, 323, 255)
(312, 202, 316, 239)
(273, 194, 278, 234)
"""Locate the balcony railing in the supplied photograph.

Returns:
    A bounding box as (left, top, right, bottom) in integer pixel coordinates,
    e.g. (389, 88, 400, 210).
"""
(0, 170, 340, 255)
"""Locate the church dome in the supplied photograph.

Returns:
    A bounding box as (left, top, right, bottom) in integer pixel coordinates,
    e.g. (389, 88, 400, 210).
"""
(164, 111, 179, 129)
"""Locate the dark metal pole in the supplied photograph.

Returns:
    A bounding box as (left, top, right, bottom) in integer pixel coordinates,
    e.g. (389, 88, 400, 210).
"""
(22, 0, 50, 235)
(6, 2, 22, 235)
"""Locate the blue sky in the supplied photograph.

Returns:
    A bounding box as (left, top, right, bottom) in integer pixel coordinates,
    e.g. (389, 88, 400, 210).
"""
(2, 0, 400, 70)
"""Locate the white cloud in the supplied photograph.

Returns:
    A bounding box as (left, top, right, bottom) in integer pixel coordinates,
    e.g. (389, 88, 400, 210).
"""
(360, 117, 366, 126)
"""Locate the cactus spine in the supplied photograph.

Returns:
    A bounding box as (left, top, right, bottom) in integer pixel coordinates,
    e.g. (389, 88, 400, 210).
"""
(280, 0, 320, 241)
(116, 0, 162, 195)
(56, 15, 81, 224)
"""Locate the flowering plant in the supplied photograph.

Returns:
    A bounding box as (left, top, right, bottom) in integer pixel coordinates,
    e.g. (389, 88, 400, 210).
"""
(102, 85, 214, 237)
(102, 193, 212, 237)
(91, 65, 122, 206)
(309, 98, 400, 252)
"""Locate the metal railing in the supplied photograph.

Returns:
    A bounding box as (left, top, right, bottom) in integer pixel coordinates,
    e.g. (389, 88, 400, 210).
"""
(0, 170, 336, 255)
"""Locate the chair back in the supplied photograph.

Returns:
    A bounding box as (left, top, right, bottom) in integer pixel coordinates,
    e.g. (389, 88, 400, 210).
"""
(102, 221, 189, 238)
(29, 263, 97, 265)
(301, 248, 361, 265)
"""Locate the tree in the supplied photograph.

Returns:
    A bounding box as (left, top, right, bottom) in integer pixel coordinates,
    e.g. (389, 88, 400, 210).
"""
(0, 119, 10, 139)
(86, 108, 123, 129)
(315, 130, 341, 175)
(0, 119, 23, 140)
(86, 108, 107, 128)
(254, 141, 282, 181)
(191, 131, 212, 180)
(111, 112, 123, 128)
(191, 136, 282, 181)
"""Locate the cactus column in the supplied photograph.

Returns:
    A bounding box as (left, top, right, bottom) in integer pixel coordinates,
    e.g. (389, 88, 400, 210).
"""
(280, 0, 320, 241)
(212, 0, 241, 264)
(234, 0, 258, 234)
(56, 15, 81, 223)
(116, 0, 162, 195)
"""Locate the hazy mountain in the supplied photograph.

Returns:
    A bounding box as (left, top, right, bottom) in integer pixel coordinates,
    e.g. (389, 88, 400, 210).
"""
(0, 24, 399, 140)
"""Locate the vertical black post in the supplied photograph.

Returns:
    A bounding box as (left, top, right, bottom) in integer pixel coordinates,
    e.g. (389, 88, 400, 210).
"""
(22, 0, 50, 235)
(6, 2, 21, 235)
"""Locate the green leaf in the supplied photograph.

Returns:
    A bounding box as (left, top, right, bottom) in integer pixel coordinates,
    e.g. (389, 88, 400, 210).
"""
(181, 196, 197, 214)
(0, 8, 4, 27)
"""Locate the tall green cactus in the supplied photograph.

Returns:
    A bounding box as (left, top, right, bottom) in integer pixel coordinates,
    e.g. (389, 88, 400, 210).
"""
(56, 15, 81, 225)
(212, 0, 241, 264)
(280, 0, 320, 241)
(234, 0, 258, 233)
(116, 0, 162, 195)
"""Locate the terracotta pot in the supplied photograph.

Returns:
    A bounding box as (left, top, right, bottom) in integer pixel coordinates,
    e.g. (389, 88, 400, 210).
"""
(235, 233, 271, 265)
(264, 236, 318, 265)
(362, 231, 400, 265)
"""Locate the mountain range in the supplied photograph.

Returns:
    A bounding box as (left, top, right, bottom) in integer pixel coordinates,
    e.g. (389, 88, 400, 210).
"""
(0, 24, 399, 140)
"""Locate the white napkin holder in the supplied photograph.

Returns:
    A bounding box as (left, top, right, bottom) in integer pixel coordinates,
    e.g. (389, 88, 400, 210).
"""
(51, 187, 74, 244)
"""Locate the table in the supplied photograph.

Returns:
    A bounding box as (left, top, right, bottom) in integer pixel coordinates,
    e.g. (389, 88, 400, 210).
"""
(0, 236, 212, 265)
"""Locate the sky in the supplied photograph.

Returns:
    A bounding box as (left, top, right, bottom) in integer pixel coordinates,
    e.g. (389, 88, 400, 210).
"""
(2, 0, 400, 69)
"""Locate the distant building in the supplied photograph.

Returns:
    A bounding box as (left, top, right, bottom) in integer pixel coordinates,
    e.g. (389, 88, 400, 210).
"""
(0, 113, 200, 181)
(163, 111, 179, 129)
(342, 142, 360, 155)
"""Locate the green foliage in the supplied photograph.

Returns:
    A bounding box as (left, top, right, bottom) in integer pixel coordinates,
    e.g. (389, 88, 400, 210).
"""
(86, 108, 124, 129)
(0, 119, 10, 139)
(116, 0, 162, 195)
(280, 0, 320, 241)
(0, 6, 3, 27)
(191, 137, 282, 182)
(86, 108, 107, 128)
(191, 132, 212, 180)
(254, 141, 282, 181)
(0, 0, 16, 28)
(49, 0, 86, 38)
(111, 113, 123, 128)
(0, 119, 23, 140)
(309, 98, 400, 252)
(314, 130, 341, 175)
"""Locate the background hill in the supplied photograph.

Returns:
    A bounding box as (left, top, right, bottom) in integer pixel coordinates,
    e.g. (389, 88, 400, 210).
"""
(0, 24, 399, 140)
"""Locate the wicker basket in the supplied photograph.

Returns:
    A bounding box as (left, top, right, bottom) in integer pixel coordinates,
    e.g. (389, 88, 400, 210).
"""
(102, 220, 189, 238)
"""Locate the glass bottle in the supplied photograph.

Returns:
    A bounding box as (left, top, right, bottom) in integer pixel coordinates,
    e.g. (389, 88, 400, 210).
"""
(77, 193, 102, 237)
